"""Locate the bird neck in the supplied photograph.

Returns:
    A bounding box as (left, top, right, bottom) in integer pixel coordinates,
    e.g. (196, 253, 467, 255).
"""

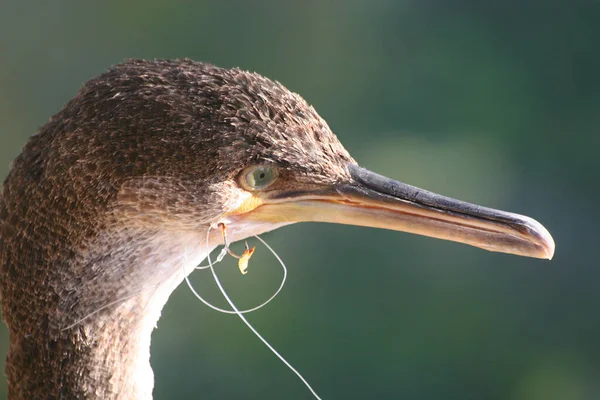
(3, 227, 211, 400)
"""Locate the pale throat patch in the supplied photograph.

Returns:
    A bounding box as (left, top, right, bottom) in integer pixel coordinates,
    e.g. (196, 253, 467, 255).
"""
(124, 218, 289, 399)
(126, 231, 213, 399)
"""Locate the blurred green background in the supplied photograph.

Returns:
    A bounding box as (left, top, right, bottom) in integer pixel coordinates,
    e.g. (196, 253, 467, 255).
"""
(1, 1, 599, 399)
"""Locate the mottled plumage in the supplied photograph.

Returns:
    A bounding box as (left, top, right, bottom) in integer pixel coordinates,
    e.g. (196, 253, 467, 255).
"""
(0, 59, 352, 399)
(0, 59, 554, 400)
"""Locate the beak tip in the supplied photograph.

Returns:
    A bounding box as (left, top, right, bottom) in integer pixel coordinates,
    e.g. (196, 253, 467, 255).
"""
(537, 227, 555, 261)
(525, 216, 555, 260)
(545, 237, 555, 260)
(543, 242, 555, 260)
(544, 237, 555, 261)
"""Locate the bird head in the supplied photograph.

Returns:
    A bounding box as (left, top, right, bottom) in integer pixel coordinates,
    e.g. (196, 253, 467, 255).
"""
(51, 59, 553, 259)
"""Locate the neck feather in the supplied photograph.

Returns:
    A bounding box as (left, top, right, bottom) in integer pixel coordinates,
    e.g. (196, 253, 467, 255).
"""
(4, 229, 212, 400)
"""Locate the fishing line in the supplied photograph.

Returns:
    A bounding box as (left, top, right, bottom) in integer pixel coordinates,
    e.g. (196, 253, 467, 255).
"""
(187, 224, 322, 400)
(184, 233, 287, 314)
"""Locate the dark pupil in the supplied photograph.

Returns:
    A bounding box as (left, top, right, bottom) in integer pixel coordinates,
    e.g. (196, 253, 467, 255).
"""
(259, 172, 266, 180)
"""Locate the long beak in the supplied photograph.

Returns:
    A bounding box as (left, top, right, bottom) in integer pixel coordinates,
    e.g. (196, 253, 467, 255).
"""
(240, 164, 555, 259)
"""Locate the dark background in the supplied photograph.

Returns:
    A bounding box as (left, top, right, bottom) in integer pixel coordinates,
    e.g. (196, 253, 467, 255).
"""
(1, 2, 599, 399)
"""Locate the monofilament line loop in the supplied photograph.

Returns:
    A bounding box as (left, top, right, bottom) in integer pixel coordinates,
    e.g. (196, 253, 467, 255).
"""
(184, 237, 287, 315)
(202, 225, 323, 400)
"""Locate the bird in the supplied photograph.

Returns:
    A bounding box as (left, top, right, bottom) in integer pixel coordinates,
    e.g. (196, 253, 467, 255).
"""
(0, 59, 555, 400)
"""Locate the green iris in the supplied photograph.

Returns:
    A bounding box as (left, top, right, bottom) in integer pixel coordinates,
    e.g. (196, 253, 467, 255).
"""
(244, 166, 278, 190)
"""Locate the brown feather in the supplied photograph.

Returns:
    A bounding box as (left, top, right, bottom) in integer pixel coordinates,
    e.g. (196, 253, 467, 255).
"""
(0, 59, 353, 399)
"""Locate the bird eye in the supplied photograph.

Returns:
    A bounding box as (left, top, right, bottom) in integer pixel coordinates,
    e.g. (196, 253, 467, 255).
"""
(241, 166, 279, 190)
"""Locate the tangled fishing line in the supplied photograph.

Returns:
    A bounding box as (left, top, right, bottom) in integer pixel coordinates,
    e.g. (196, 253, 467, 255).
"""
(184, 223, 322, 400)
